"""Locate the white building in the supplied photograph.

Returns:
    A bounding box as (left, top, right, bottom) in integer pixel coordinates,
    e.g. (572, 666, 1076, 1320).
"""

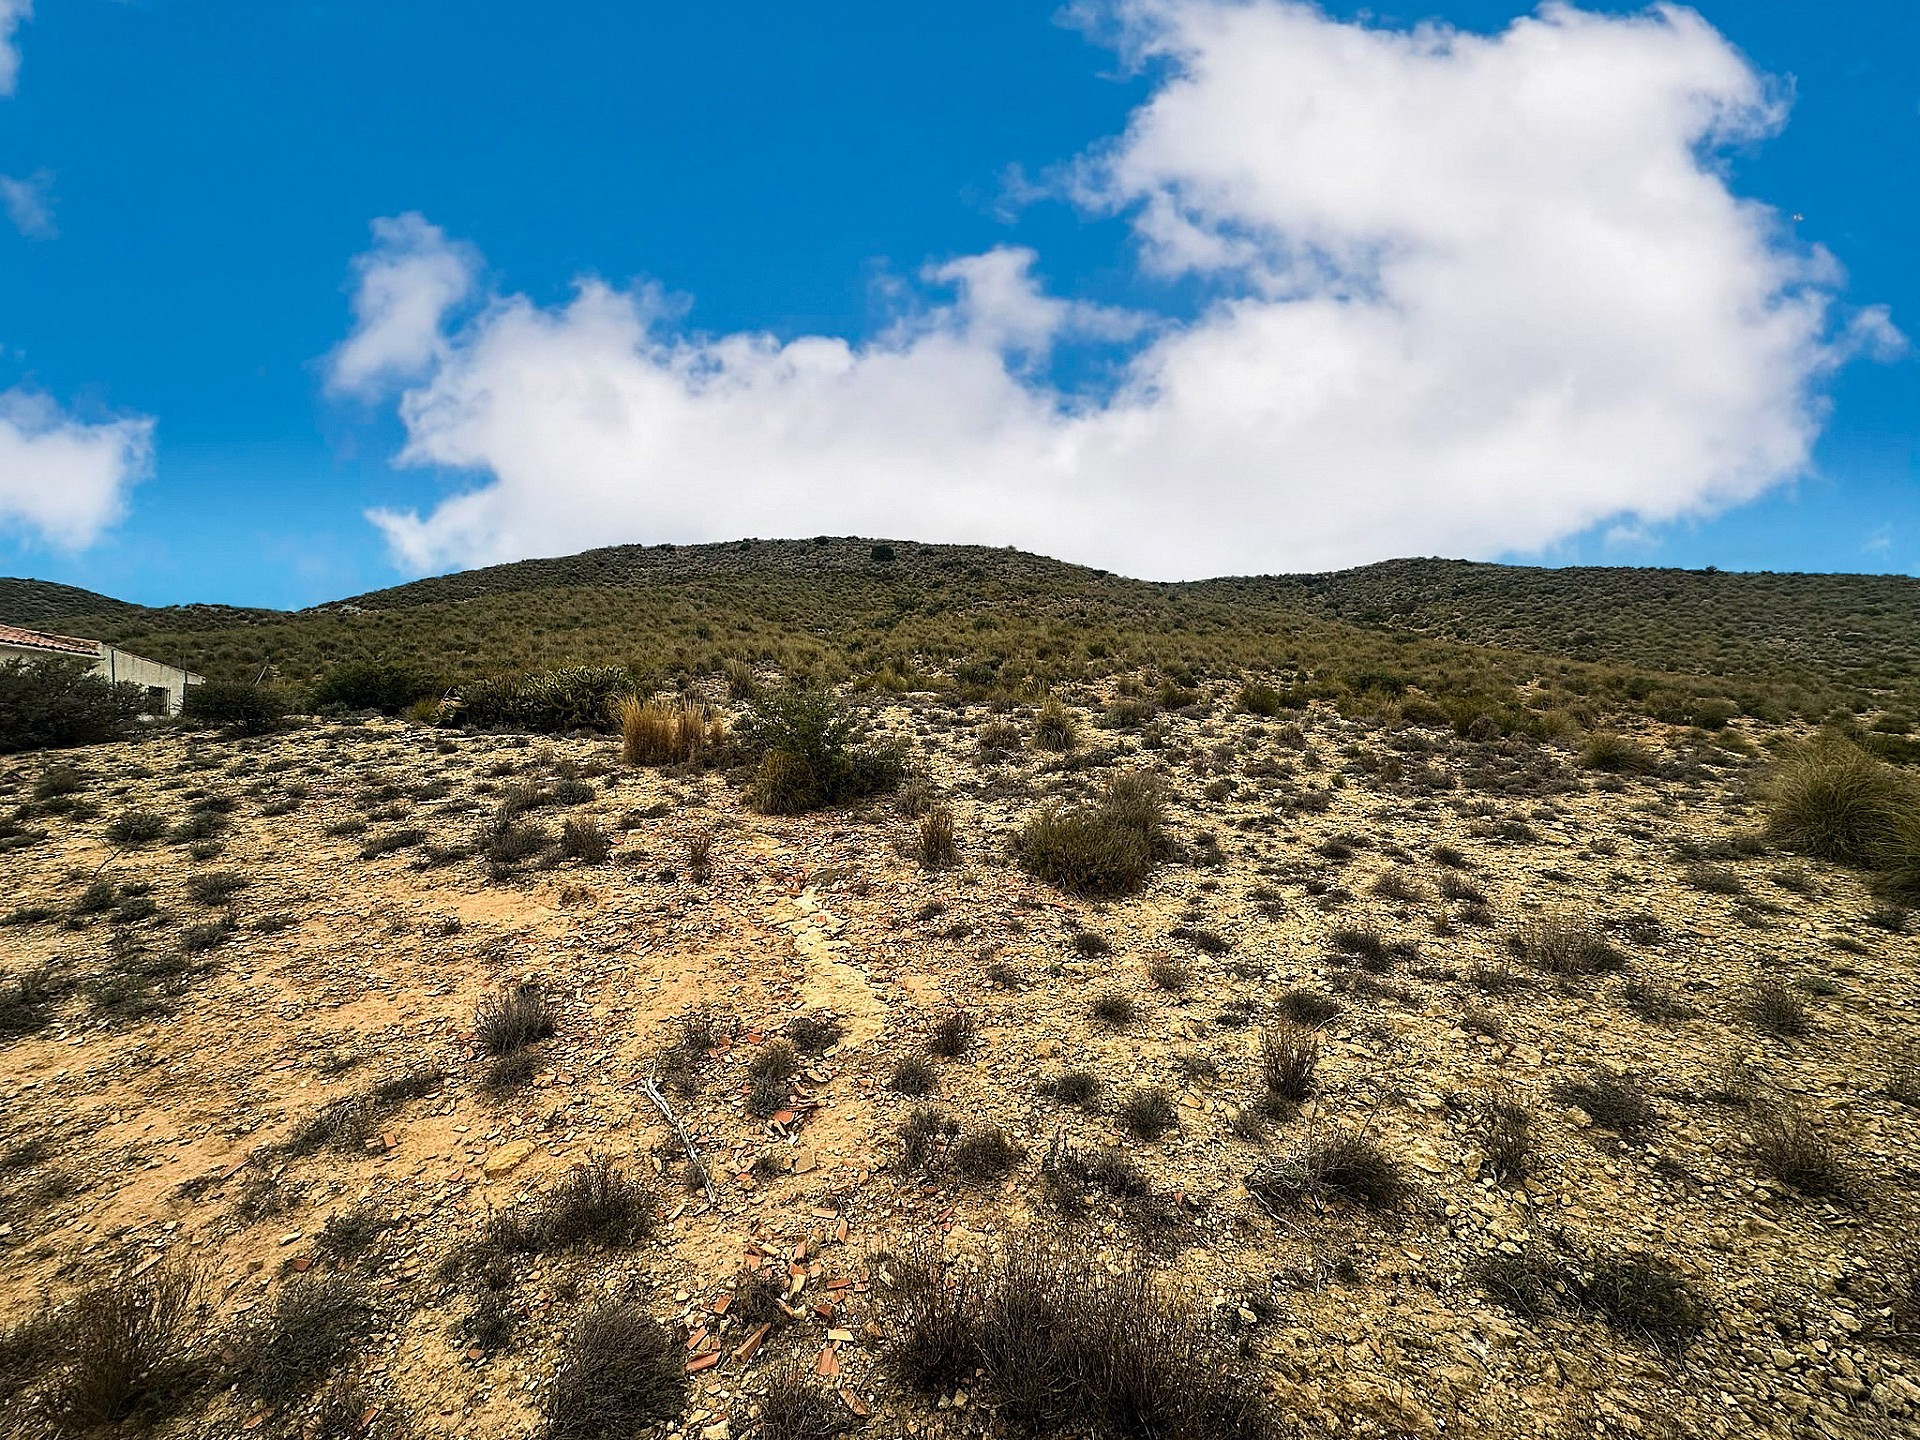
(0, 622, 203, 716)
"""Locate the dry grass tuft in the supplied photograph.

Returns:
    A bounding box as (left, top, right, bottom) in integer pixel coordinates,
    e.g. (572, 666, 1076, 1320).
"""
(618, 697, 723, 767)
(1248, 1131, 1408, 1210)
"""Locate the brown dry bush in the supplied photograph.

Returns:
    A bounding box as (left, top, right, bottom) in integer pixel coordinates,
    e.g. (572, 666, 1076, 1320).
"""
(1747, 979, 1811, 1037)
(1258, 1026, 1318, 1112)
(926, 1009, 977, 1058)
(486, 1156, 657, 1255)
(1118, 1086, 1177, 1140)
(1148, 954, 1195, 992)
(475, 983, 557, 1057)
(1036, 1070, 1102, 1107)
(883, 1236, 1274, 1440)
(543, 1301, 685, 1440)
(1476, 1091, 1535, 1182)
(230, 1274, 375, 1403)
(40, 1262, 208, 1431)
(1577, 1250, 1708, 1345)
(1248, 1130, 1409, 1210)
(1555, 1070, 1656, 1139)
(1276, 987, 1342, 1025)
(756, 1367, 849, 1440)
(1513, 914, 1624, 976)
(1751, 1109, 1856, 1199)
(784, 1011, 845, 1053)
(889, 1055, 936, 1096)
(746, 1039, 802, 1118)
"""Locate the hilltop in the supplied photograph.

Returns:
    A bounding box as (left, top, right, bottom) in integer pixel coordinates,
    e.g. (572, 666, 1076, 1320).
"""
(6, 540, 1920, 727)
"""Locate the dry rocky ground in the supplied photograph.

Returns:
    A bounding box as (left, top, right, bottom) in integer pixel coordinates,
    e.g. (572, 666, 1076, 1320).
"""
(1, 691, 1918, 1439)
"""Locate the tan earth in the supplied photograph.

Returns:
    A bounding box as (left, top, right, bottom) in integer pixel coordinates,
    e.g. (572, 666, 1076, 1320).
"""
(1, 693, 1916, 1439)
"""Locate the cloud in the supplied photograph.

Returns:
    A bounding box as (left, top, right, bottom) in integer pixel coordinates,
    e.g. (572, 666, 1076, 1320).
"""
(327, 212, 479, 397)
(0, 389, 153, 547)
(0, 170, 54, 238)
(354, 0, 1889, 580)
(0, 0, 28, 97)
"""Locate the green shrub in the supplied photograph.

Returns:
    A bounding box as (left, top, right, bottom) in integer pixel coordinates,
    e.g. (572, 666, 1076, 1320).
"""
(180, 681, 289, 736)
(310, 658, 440, 715)
(454, 666, 632, 733)
(734, 688, 904, 814)
(0, 658, 145, 753)
(1580, 731, 1654, 774)
(1764, 737, 1920, 893)
(1016, 771, 1169, 897)
(1032, 698, 1078, 751)
(1237, 682, 1286, 716)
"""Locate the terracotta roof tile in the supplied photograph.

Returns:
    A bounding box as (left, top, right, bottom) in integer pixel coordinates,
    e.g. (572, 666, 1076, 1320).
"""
(0, 623, 101, 656)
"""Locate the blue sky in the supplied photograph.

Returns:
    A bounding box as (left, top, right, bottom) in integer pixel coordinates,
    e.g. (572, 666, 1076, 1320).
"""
(0, 0, 1913, 608)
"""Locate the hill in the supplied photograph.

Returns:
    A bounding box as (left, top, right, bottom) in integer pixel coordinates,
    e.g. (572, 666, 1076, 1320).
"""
(6, 539, 1919, 726)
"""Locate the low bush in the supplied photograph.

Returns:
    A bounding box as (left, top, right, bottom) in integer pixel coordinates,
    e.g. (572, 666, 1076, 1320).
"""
(1117, 1085, 1177, 1140)
(180, 680, 289, 736)
(1276, 988, 1343, 1025)
(560, 818, 611, 863)
(734, 688, 904, 814)
(1580, 731, 1655, 773)
(1513, 914, 1624, 976)
(457, 667, 633, 734)
(1247, 1131, 1408, 1210)
(1751, 1109, 1855, 1198)
(949, 1126, 1022, 1182)
(42, 1262, 207, 1430)
(0, 658, 146, 754)
(785, 1011, 845, 1053)
(1258, 1026, 1318, 1110)
(311, 658, 439, 715)
(897, 1105, 960, 1171)
(756, 1368, 850, 1440)
(543, 1302, 685, 1440)
(0, 965, 71, 1038)
(486, 1156, 656, 1254)
(1577, 1250, 1707, 1344)
(746, 1039, 802, 1117)
(1764, 736, 1920, 897)
(883, 1235, 1273, 1440)
(916, 803, 957, 869)
(1747, 979, 1812, 1037)
(230, 1275, 374, 1403)
(1032, 697, 1078, 752)
(474, 985, 556, 1057)
(1037, 1070, 1102, 1107)
(889, 1055, 936, 1096)
(479, 811, 551, 872)
(1555, 1070, 1656, 1138)
(1015, 770, 1170, 898)
(104, 809, 167, 845)
(1476, 1092, 1534, 1181)
(185, 870, 249, 906)
(1090, 989, 1137, 1028)
(926, 1009, 977, 1058)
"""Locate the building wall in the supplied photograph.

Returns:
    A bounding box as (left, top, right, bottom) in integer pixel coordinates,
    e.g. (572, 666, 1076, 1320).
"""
(0, 640, 202, 716)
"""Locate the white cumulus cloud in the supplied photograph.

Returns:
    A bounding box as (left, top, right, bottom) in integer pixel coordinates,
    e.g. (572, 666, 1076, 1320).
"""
(327, 212, 480, 398)
(0, 390, 153, 547)
(353, 0, 1891, 579)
